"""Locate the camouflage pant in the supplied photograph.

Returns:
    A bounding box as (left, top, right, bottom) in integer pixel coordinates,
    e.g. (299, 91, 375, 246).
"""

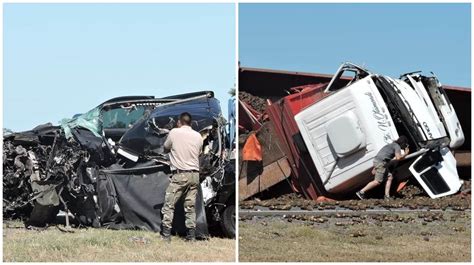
(373, 161, 389, 183)
(161, 171, 199, 230)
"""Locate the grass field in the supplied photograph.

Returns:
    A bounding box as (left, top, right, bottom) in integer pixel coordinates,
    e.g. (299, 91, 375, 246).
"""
(239, 212, 471, 262)
(3, 221, 235, 262)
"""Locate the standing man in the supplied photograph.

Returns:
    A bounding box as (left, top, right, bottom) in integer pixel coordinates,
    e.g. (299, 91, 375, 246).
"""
(161, 112, 203, 242)
(356, 136, 410, 200)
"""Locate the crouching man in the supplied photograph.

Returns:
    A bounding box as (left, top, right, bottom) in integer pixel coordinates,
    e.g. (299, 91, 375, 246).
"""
(161, 112, 203, 242)
(356, 136, 410, 200)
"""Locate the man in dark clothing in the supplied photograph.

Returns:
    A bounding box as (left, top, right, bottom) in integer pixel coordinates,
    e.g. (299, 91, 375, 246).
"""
(356, 136, 410, 200)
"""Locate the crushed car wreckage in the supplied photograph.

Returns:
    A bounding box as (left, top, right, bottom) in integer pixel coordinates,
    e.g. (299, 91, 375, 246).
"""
(3, 91, 235, 239)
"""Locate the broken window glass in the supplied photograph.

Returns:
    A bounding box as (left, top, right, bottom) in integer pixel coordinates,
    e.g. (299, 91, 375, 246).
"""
(102, 105, 146, 129)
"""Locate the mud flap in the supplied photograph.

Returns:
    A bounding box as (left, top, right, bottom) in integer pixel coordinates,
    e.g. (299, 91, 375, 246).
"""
(408, 147, 461, 198)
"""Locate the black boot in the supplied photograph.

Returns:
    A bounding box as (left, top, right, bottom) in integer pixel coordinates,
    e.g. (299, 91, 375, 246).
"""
(161, 226, 171, 243)
(185, 228, 196, 242)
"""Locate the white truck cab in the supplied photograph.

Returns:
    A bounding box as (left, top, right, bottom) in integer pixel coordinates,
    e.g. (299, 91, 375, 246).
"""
(294, 62, 464, 198)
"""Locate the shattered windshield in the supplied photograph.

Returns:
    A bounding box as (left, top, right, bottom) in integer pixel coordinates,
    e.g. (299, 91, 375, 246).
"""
(60, 107, 102, 139)
(102, 106, 146, 129)
(119, 96, 222, 156)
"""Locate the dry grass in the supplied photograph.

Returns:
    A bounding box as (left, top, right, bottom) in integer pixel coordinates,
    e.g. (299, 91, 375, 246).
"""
(239, 212, 471, 262)
(3, 221, 235, 262)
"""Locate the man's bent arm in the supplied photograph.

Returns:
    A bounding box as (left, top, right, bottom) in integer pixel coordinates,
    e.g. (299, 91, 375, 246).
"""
(164, 132, 172, 150)
(394, 148, 409, 160)
(394, 152, 404, 160)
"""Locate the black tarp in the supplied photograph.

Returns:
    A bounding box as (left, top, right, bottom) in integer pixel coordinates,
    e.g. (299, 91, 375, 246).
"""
(97, 164, 209, 239)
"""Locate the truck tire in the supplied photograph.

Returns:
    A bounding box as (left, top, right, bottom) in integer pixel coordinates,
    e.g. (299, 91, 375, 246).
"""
(220, 204, 235, 238)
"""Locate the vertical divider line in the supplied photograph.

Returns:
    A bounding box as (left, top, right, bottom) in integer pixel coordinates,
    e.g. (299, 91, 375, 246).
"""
(234, 1, 239, 263)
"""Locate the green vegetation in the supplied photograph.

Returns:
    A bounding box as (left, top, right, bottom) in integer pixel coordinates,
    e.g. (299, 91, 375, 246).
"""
(239, 212, 471, 262)
(4, 221, 235, 262)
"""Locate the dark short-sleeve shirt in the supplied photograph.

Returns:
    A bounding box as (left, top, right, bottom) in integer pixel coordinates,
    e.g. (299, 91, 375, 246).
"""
(374, 142, 401, 163)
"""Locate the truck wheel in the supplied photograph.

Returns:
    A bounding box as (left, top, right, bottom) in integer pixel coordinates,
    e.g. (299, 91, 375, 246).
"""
(220, 204, 235, 238)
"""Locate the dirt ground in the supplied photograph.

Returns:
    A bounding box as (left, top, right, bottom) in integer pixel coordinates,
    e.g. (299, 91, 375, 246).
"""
(240, 184, 471, 262)
(240, 183, 471, 211)
(3, 220, 235, 262)
(239, 211, 471, 262)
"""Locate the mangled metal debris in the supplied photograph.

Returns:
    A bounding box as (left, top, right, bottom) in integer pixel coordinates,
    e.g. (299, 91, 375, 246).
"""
(3, 91, 235, 238)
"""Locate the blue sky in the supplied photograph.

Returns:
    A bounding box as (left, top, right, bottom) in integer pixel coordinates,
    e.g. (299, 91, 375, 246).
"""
(5, 4, 235, 132)
(240, 3, 471, 88)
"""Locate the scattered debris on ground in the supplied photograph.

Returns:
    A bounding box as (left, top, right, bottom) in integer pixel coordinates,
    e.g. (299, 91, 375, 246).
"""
(240, 181, 471, 211)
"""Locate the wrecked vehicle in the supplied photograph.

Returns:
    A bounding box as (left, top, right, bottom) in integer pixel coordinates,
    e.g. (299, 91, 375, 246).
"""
(294, 62, 464, 198)
(239, 63, 469, 201)
(3, 91, 235, 238)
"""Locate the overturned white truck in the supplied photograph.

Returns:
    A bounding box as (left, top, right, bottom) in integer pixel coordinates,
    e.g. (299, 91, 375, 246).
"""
(295, 62, 465, 198)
